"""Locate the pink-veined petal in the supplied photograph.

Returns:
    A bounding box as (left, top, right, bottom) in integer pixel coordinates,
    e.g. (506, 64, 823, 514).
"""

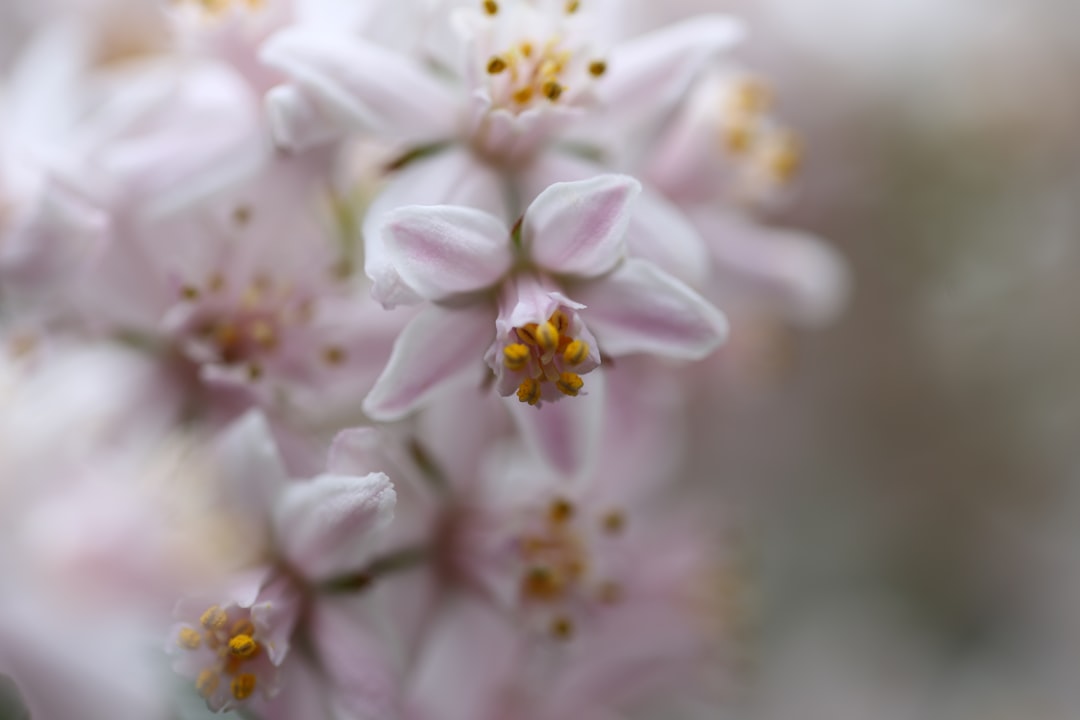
(364, 149, 506, 309)
(575, 259, 728, 360)
(363, 304, 495, 421)
(601, 15, 744, 119)
(273, 473, 395, 582)
(525, 174, 640, 278)
(507, 368, 605, 477)
(697, 209, 852, 328)
(383, 205, 512, 302)
(260, 28, 458, 145)
(625, 189, 711, 288)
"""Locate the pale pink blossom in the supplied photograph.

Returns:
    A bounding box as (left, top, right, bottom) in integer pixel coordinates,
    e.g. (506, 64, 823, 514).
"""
(362, 174, 727, 466)
(166, 411, 401, 716)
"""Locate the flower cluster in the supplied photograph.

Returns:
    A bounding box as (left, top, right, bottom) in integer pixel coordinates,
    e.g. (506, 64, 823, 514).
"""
(0, 1, 847, 718)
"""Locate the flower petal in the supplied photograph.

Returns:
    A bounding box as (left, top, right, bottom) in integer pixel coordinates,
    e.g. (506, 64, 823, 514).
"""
(363, 304, 495, 421)
(696, 209, 852, 327)
(525, 174, 640, 278)
(383, 205, 512, 302)
(364, 150, 506, 308)
(574, 259, 728, 360)
(507, 369, 605, 477)
(601, 15, 744, 120)
(260, 28, 458, 145)
(214, 411, 290, 527)
(273, 473, 396, 582)
(264, 84, 346, 153)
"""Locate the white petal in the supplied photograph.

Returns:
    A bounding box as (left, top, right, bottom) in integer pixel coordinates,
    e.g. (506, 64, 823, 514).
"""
(265, 84, 346, 153)
(364, 150, 506, 309)
(575, 259, 728, 360)
(507, 369, 605, 478)
(383, 205, 512, 302)
(261, 28, 458, 144)
(625, 189, 711, 287)
(214, 411, 290, 526)
(273, 473, 395, 582)
(525, 175, 640, 278)
(601, 15, 745, 119)
(363, 305, 495, 421)
(700, 210, 852, 328)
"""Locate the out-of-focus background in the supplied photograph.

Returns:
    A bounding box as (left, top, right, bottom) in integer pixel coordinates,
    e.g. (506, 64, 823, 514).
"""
(657, 0, 1080, 717)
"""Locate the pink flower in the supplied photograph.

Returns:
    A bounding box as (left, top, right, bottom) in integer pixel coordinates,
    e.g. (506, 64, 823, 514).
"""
(361, 174, 727, 425)
(166, 412, 400, 716)
(260, 0, 742, 159)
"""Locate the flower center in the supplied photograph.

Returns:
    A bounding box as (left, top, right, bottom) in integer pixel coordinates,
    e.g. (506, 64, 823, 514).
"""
(717, 76, 802, 190)
(515, 497, 628, 640)
(502, 308, 592, 406)
(480, 2, 607, 115)
(176, 605, 265, 705)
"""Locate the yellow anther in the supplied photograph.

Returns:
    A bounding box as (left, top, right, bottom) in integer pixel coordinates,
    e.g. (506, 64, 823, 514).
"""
(487, 56, 508, 74)
(542, 81, 564, 102)
(523, 566, 563, 600)
(734, 79, 770, 115)
(551, 616, 574, 640)
(195, 669, 220, 699)
(723, 120, 756, 154)
(517, 323, 540, 346)
(233, 205, 252, 226)
(214, 323, 240, 352)
(323, 346, 346, 365)
(482, 0, 498, 14)
(565, 0, 580, 12)
(247, 363, 263, 381)
(177, 627, 202, 650)
(519, 41, 534, 58)
(588, 60, 607, 77)
(181, 285, 200, 301)
(549, 309, 570, 334)
(200, 606, 228, 631)
(513, 86, 534, 104)
(228, 634, 258, 658)
(536, 321, 560, 353)
(249, 319, 276, 348)
(549, 498, 575, 524)
(539, 59, 561, 78)
(230, 673, 257, 701)
(562, 340, 588, 366)
(763, 132, 801, 183)
(503, 343, 531, 371)
(601, 510, 625, 534)
(517, 378, 542, 406)
(555, 372, 584, 397)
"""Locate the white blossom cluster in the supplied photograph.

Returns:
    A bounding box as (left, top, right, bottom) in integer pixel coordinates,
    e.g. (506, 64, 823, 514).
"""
(0, 1, 848, 718)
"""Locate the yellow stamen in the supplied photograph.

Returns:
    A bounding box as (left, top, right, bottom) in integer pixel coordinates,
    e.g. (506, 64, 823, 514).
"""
(482, 0, 498, 14)
(230, 673, 257, 701)
(764, 132, 801, 183)
(247, 363, 263, 381)
(233, 205, 252, 226)
(735, 79, 770, 115)
(323, 346, 346, 365)
(487, 56, 507, 74)
(588, 60, 607, 77)
(523, 566, 563, 600)
(200, 606, 227, 631)
(542, 81, 564, 102)
(519, 41, 534, 58)
(517, 323, 540, 346)
(517, 378, 542, 406)
(503, 343, 530, 371)
(195, 669, 219, 699)
(536, 321, 560, 353)
(555, 372, 584, 397)
(550, 309, 570, 334)
(249, 319, 276, 348)
(562, 340, 588, 366)
(601, 510, 625, 534)
(551, 616, 574, 640)
(513, 86, 534, 104)
(723, 120, 756, 154)
(177, 627, 202, 650)
(228, 634, 258, 658)
(565, 0, 580, 12)
(181, 285, 200, 301)
(549, 498, 575, 524)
